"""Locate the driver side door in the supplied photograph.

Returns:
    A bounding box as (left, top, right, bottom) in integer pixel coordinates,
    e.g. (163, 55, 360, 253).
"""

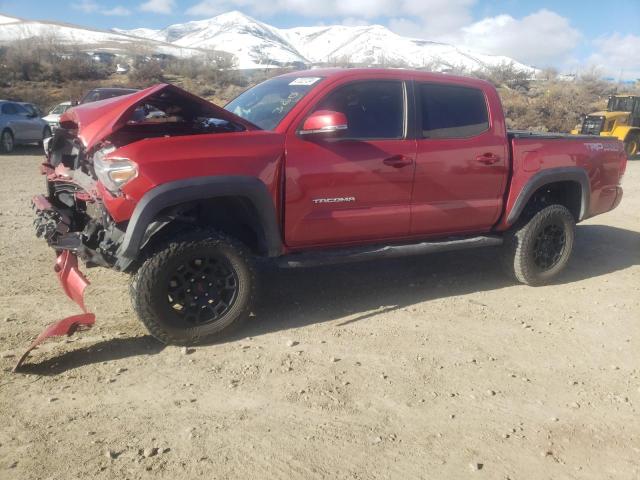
(283, 80, 416, 248)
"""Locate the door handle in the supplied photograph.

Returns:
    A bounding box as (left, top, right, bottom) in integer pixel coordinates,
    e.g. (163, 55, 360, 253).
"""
(476, 153, 500, 165)
(383, 155, 413, 168)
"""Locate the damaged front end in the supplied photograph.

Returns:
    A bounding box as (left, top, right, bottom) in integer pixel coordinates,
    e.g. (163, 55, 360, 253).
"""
(15, 133, 126, 370)
(34, 150, 125, 269)
(15, 83, 254, 370)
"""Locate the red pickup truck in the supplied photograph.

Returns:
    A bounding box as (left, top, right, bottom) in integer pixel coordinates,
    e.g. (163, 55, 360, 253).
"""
(27, 68, 627, 356)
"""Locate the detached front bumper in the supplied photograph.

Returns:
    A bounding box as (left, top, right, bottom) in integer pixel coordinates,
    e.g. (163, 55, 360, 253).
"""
(14, 194, 100, 371)
(14, 250, 95, 371)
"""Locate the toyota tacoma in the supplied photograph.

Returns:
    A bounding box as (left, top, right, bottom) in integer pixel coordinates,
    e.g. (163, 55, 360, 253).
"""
(18, 69, 627, 367)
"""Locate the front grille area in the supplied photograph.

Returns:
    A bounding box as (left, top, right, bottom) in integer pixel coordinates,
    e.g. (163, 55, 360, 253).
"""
(581, 115, 605, 135)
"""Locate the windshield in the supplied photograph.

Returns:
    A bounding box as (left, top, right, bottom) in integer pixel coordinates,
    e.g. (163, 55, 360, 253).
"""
(225, 76, 323, 130)
(50, 104, 70, 115)
(607, 96, 636, 112)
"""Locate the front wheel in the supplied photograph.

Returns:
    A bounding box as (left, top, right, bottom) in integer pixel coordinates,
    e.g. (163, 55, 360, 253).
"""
(130, 230, 256, 345)
(502, 205, 575, 286)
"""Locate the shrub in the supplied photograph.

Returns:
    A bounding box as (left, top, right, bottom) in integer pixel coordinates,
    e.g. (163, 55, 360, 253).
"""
(128, 59, 164, 86)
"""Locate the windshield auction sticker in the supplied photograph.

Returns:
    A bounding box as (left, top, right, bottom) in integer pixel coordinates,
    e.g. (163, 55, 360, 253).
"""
(289, 77, 321, 86)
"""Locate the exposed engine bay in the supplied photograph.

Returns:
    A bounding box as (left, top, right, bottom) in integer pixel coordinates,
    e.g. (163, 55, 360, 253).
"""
(38, 85, 246, 270)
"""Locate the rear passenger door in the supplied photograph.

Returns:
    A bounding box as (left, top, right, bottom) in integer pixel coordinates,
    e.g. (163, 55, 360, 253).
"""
(411, 82, 508, 236)
(284, 80, 416, 247)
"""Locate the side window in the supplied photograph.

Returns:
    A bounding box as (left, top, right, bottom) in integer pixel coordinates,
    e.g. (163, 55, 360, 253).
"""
(14, 103, 29, 115)
(1, 103, 18, 115)
(315, 81, 404, 139)
(418, 83, 489, 139)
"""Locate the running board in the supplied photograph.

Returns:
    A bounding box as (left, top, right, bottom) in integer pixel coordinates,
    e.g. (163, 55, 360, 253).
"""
(277, 235, 503, 268)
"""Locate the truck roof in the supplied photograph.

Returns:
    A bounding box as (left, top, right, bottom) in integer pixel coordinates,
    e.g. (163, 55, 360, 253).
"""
(277, 67, 494, 90)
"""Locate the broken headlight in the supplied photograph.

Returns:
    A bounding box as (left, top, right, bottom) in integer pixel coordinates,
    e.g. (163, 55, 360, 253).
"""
(93, 145, 138, 194)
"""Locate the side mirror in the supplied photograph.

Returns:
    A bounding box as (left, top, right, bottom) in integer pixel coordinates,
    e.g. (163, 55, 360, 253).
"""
(300, 110, 348, 136)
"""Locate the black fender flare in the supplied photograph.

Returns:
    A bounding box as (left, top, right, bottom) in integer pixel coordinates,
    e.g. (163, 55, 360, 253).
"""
(114, 176, 282, 270)
(506, 167, 591, 225)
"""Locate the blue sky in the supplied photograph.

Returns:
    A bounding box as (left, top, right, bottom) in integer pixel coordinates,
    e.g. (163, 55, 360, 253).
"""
(1, 0, 639, 77)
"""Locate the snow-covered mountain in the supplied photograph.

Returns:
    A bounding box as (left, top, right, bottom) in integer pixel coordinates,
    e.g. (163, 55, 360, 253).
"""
(281, 24, 533, 73)
(0, 13, 205, 58)
(115, 11, 306, 68)
(116, 11, 536, 72)
(0, 10, 537, 73)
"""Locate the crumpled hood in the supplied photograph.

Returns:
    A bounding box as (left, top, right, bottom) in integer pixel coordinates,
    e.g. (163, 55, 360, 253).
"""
(59, 83, 256, 152)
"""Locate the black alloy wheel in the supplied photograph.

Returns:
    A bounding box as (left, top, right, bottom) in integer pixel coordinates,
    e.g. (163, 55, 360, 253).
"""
(166, 254, 239, 325)
(532, 223, 566, 270)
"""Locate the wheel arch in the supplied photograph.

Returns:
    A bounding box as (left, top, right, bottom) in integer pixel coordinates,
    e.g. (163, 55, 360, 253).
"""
(506, 167, 590, 226)
(1, 125, 15, 138)
(115, 176, 282, 271)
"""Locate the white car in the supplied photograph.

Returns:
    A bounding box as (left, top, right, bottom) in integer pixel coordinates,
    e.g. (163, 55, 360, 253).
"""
(42, 101, 73, 131)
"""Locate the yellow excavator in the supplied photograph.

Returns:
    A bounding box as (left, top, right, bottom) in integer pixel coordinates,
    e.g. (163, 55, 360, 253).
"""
(571, 95, 640, 158)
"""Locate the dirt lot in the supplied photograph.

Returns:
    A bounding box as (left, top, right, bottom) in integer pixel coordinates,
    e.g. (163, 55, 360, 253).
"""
(0, 148, 638, 480)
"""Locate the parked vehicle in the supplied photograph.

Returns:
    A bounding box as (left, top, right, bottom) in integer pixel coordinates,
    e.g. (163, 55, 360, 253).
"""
(42, 101, 73, 132)
(19, 102, 44, 118)
(27, 69, 627, 356)
(0, 100, 51, 153)
(571, 94, 640, 158)
(79, 87, 138, 104)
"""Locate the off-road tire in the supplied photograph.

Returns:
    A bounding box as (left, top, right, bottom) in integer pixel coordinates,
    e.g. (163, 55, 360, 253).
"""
(624, 131, 640, 159)
(1, 129, 14, 153)
(130, 229, 256, 345)
(502, 205, 575, 286)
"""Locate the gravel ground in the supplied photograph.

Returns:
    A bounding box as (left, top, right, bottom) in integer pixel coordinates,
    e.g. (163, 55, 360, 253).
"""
(0, 148, 638, 480)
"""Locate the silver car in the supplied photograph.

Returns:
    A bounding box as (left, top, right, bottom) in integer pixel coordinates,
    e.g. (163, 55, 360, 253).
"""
(0, 100, 51, 153)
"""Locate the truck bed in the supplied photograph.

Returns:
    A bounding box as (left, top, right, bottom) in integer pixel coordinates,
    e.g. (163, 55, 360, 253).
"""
(507, 130, 615, 141)
(500, 131, 626, 230)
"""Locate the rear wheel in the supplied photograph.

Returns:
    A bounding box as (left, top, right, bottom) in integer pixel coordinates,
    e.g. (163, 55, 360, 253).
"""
(502, 205, 575, 286)
(624, 132, 639, 158)
(130, 230, 256, 345)
(1, 129, 14, 153)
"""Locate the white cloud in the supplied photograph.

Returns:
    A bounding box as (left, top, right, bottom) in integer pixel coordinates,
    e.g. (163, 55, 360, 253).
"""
(341, 17, 369, 27)
(387, 8, 581, 68)
(72, 0, 99, 13)
(102, 6, 131, 16)
(139, 0, 175, 14)
(72, 0, 131, 16)
(453, 10, 582, 67)
(588, 33, 640, 80)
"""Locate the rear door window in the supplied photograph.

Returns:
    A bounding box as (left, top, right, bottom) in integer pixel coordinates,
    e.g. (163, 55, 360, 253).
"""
(418, 83, 489, 139)
(315, 81, 405, 139)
